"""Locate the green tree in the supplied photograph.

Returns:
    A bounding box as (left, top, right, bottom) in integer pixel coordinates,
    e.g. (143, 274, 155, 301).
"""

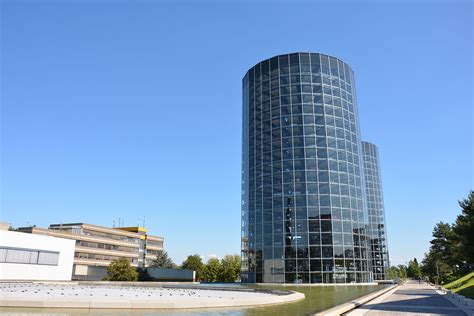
(136, 267, 152, 281)
(397, 264, 407, 279)
(430, 222, 459, 268)
(219, 254, 241, 282)
(421, 250, 451, 283)
(407, 258, 422, 278)
(452, 191, 474, 264)
(181, 254, 205, 281)
(203, 257, 221, 282)
(150, 251, 176, 268)
(103, 258, 138, 281)
(388, 266, 400, 279)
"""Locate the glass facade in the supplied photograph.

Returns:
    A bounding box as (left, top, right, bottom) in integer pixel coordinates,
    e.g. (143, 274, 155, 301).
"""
(241, 52, 372, 284)
(362, 141, 390, 280)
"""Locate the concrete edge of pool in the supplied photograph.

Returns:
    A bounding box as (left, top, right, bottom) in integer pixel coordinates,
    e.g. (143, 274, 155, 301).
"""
(0, 284, 305, 310)
(312, 284, 399, 315)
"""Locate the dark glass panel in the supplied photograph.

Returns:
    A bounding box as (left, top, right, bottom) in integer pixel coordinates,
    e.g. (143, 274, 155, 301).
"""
(289, 53, 300, 65)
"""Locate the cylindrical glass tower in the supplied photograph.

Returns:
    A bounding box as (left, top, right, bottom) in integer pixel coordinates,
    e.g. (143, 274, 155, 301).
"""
(362, 141, 390, 280)
(241, 52, 372, 284)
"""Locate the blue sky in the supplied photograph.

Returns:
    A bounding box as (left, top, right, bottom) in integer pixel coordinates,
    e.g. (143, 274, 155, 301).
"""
(1, 0, 472, 266)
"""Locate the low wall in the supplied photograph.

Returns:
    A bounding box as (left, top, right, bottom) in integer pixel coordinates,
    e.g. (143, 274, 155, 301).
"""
(73, 265, 108, 281)
(147, 268, 195, 281)
(72, 266, 195, 282)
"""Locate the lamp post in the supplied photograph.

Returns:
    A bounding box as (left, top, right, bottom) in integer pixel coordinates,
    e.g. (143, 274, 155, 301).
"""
(436, 260, 439, 286)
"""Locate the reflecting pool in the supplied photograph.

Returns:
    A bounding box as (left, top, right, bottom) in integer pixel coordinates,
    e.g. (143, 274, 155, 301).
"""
(0, 284, 386, 316)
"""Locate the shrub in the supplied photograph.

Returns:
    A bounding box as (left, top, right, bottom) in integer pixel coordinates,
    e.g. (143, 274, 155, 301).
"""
(103, 258, 138, 281)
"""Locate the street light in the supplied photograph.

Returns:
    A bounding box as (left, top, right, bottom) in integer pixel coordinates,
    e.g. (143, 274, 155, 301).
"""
(436, 260, 439, 286)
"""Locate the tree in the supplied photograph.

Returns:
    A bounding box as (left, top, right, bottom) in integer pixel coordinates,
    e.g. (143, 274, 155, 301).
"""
(421, 250, 451, 283)
(103, 258, 138, 281)
(181, 254, 204, 281)
(203, 258, 221, 282)
(219, 254, 241, 282)
(136, 267, 152, 281)
(407, 258, 422, 278)
(388, 266, 400, 279)
(150, 251, 176, 268)
(452, 191, 474, 264)
(430, 222, 459, 268)
(397, 264, 407, 279)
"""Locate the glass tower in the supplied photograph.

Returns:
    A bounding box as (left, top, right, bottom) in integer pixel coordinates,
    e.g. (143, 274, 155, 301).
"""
(362, 141, 390, 280)
(241, 53, 372, 284)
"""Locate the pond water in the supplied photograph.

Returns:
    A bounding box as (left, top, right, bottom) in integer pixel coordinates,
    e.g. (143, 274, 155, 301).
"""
(0, 284, 386, 316)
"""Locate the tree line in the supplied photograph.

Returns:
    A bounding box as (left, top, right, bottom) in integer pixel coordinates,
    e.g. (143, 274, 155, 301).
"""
(387, 191, 473, 283)
(104, 252, 241, 282)
(420, 190, 474, 283)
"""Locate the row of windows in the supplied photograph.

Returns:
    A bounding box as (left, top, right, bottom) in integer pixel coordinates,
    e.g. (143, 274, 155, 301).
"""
(245, 273, 370, 284)
(75, 252, 138, 264)
(249, 90, 354, 107)
(249, 180, 362, 191)
(0, 246, 59, 266)
(247, 53, 353, 86)
(249, 235, 367, 247)
(248, 226, 368, 237)
(250, 150, 360, 165)
(249, 59, 353, 81)
(252, 124, 357, 140)
(81, 229, 139, 244)
(247, 215, 366, 227)
(248, 101, 355, 120)
(250, 119, 357, 136)
(248, 258, 369, 272)
(250, 89, 353, 105)
(251, 74, 351, 92)
(252, 139, 358, 154)
(76, 240, 138, 253)
(146, 240, 164, 248)
(250, 122, 357, 139)
(249, 194, 362, 206)
(253, 160, 361, 174)
(145, 249, 161, 255)
(250, 87, 353, 105)
(251, 219, 367, 232)
(251, 110, 356, 128)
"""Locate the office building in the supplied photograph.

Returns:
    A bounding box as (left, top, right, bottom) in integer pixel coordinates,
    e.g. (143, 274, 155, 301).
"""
(362, 141, 390, 280)
(241, 52, 374, 283)
(18, 222, 164, 280)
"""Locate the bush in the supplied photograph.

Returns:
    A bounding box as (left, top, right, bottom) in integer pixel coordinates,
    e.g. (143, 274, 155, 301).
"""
(103, 258, 138, 281)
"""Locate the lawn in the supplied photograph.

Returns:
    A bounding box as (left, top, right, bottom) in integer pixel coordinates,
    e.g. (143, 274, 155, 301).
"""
(444, 272, 474, 299)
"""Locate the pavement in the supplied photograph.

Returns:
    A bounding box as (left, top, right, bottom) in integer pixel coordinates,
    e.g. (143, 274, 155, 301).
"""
(346, 281, 471, 316)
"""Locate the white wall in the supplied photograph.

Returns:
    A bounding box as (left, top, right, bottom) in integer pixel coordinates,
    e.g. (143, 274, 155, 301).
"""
(0, 230, 75, 281)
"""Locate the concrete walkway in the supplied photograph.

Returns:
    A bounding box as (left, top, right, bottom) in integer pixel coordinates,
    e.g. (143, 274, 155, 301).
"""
(347, 281, 469, 315)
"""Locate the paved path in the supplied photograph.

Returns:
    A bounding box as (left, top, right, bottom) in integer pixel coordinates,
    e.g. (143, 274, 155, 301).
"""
(347, 281, 469, 315)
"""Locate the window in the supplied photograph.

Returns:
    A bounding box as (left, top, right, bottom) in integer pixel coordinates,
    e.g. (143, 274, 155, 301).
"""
(6, 249, 30, 264)
(0, 246, 59, 266)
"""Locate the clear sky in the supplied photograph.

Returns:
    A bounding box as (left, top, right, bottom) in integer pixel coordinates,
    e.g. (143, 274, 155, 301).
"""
(1, 0, 472, 266)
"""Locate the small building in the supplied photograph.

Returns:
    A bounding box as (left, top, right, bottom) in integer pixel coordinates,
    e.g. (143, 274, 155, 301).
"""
(0, 227, 75, 281)
(18, 222, 164, 280)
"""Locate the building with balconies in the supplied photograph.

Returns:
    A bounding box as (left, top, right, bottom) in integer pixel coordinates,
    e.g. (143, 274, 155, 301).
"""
(18, 222, 164, 280)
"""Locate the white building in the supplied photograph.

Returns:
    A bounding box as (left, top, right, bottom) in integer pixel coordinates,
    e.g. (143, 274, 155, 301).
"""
(0, 229, 75, 281)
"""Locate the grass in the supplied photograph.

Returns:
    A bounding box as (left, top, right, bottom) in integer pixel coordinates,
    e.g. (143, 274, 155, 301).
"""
(444, 271, 474, 299)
